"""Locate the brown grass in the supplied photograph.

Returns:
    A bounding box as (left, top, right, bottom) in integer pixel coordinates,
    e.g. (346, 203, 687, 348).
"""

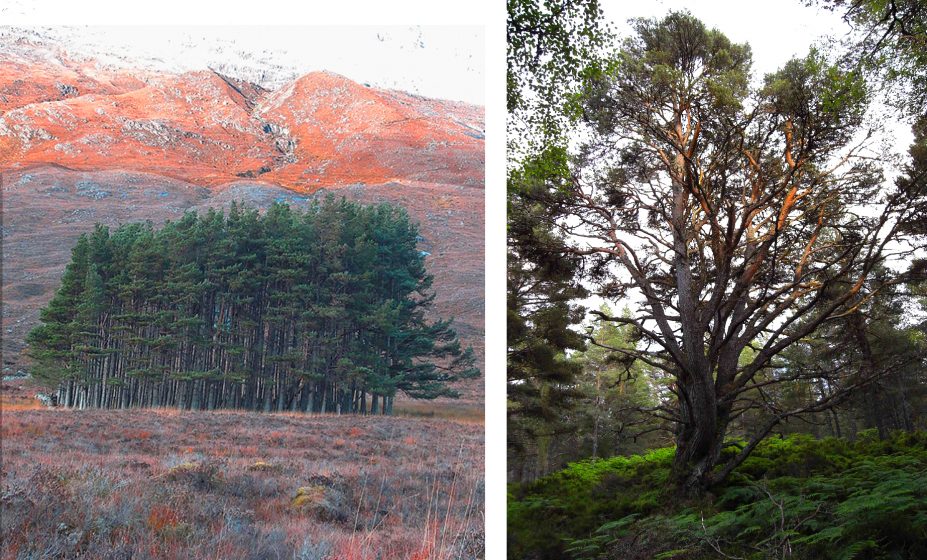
(392, 400, 484, 425)
(0, 380, 45, 411)
(0, 405, 483, 559)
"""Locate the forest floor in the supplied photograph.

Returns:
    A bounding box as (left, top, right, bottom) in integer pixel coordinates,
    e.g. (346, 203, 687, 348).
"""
(509, 431, 927, 560)
(0, 381, 484, 559)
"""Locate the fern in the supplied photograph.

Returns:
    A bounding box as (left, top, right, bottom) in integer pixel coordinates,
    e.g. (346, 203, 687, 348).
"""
(653, 549, 691, 559)
(564, 514, 640, 560)
(837, 540, 878, 560)
(510, 431, 927, 559)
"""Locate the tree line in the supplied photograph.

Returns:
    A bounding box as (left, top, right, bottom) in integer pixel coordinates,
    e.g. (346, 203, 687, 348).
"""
(27, 198, 478, 414)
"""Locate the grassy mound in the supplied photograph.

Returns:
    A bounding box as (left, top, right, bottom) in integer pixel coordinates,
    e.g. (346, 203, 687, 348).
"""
(508, 431, 927, 559)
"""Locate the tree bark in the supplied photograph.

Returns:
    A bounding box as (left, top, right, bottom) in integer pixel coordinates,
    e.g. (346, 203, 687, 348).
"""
(673, 373, 726, 494)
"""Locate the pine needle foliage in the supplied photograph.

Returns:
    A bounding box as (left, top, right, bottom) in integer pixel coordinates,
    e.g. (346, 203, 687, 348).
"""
(26, 198, 478, 413)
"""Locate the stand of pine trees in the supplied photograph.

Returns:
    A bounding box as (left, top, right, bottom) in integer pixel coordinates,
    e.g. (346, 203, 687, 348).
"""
(26, 198, 478, 414)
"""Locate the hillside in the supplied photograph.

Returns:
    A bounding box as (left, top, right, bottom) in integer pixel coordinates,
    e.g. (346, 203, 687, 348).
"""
(0, 37, 484, 400)
(0, 36, 483, 188)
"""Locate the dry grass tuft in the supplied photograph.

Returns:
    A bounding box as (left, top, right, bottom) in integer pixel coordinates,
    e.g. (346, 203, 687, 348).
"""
(247, 460, 283, 473)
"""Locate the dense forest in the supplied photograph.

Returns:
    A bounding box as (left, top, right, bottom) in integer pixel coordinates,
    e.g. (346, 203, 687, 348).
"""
(508, 0, 927, 557)
(27, 198, 478, 414)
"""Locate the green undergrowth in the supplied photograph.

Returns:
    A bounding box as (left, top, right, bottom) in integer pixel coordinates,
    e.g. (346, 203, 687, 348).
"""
(509, 431, 927, 559)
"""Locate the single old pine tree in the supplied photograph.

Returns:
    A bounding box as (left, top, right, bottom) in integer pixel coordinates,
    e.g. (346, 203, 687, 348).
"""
(26, 198, 478, 414)
(530, 12, 927, 494)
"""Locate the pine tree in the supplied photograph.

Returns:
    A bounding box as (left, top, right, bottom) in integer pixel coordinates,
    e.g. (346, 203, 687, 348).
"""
(27, 198, 478, 414)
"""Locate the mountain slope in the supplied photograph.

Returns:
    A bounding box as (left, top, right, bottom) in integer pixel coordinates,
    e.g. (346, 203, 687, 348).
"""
(1, 38, 484, 400)
(0, 42, 484, 190)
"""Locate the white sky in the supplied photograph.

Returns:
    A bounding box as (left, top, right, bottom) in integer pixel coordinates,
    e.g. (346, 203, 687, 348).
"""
(3, 25, 485, 105)
(603, 0, 849, 80)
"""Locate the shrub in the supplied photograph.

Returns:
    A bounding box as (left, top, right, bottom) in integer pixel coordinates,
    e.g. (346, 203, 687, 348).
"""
(291, 476, 351, 524)
(148, 505, 182, 532)
(297, 537, 335, 560)
(223, 473, 282, 499)
(164, 461, 222, 491)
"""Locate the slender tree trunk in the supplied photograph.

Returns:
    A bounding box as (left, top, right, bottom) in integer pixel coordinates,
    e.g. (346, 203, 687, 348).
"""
(848, 312, 887, 439)
(536, 432, 550, 479)
(592, 367, 602, 459)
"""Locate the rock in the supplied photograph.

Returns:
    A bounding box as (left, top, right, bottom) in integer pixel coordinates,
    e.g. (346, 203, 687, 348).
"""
(75, 180, 111, 199)
(34, 392, 57, 407)
(55, 83, 78, 97)
(2, 369, 29, 382)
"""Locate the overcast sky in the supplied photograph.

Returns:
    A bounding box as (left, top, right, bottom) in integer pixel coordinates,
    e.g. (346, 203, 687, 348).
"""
(603, 0, 849, 79)
(5, 25, 485, 105)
